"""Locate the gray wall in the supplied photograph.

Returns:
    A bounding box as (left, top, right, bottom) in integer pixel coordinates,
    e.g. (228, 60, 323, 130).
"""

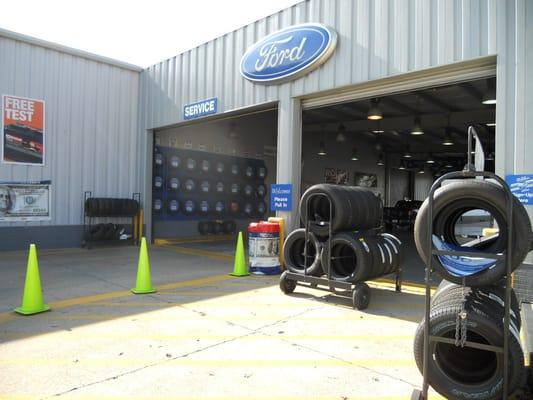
(139, 0, 532, 236)
(0, 30, 141, 249)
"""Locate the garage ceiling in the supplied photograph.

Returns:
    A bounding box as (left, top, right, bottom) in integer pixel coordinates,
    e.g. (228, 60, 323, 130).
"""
(303, 77, 496, 157)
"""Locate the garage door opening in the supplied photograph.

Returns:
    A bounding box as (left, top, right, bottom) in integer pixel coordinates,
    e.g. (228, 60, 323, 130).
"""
(301, 77, 496, 283)
(152, 108, 278, 252)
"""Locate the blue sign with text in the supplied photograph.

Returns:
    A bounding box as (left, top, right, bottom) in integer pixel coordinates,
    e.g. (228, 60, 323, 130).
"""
(506, 174, 533, 205)
(270, 184, 292, 211)
(240, 23, 337, 84)
(183, 97, 218, 120)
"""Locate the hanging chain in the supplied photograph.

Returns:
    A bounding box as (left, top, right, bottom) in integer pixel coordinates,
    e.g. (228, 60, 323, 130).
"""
(455, 278, 468, 347)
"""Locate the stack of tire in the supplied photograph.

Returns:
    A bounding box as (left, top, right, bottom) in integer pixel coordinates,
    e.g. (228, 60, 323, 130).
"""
(84, 198, 139, 242)
(198, 220, 236, 235)
(412, 179, 532, 400)
(284, 183, 401, 285)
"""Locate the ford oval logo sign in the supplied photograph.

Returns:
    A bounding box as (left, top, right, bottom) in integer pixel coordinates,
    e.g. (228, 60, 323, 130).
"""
(240, 23, 337, 84)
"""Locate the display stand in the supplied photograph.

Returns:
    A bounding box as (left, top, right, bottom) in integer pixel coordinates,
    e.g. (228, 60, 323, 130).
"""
(411, 127, 514, 400)
(82, 191, 141, 249)
(280, 192, 402, 310)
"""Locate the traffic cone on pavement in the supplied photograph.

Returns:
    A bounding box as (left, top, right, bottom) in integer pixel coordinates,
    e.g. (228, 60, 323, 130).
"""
(131, 237, 156, 294)
(15, 244, 50, 315)
(230, 232, 249, 277)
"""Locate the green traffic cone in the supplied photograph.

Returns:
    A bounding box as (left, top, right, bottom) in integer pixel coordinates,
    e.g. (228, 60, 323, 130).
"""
(15, 244, 50, 315)
(230, 232, 249, 277)
(131, 237, 156, 294)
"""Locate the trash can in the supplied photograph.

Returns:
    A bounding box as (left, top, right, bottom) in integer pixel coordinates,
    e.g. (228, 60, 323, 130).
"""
(248, 221, 281, 275)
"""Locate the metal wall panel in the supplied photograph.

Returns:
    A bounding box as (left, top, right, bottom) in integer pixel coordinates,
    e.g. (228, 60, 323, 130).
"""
(0, 34, 140, 227)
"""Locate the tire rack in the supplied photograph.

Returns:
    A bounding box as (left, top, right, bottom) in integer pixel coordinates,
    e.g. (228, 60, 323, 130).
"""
(82, 191, 141, 249)
(412, 127, 515, 400)
(280, 191, 403, 310)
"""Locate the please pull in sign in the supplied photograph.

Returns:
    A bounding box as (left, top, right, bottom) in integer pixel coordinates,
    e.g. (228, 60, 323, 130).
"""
(183, 97, 218, 120)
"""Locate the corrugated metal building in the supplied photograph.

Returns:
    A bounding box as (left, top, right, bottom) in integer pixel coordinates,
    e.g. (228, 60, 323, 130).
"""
(0, 0, 532, 255)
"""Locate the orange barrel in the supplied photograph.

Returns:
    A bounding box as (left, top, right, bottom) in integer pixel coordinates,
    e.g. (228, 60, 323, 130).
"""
(248, 221, 281, 275)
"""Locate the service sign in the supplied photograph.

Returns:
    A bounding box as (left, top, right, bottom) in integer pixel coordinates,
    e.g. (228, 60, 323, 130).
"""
(2, 95, 45, 165)
(0, 180, 51, 221)
(240, 23, 337, 84)
(506, 174, 533, 205)
(270, 184, 292, 211)
(183, 97, 218, 120)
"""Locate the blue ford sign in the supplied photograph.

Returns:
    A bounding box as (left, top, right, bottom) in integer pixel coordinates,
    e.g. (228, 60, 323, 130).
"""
(183, 97, 218, 120)
(240, 23, 337, 84)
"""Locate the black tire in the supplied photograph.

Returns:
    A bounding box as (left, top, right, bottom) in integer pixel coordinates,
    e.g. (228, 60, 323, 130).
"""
(153, 176, 164, 190)
(257, 184, 267, 198)
(84, 198, 98, 216)
(230, 200, 241, 215)
(200, 180, 210, 194)
(215, 182, 225, 194)
(199, 200, 210, 214)
(88, 223, 106, 240)
(283, 229, 323, 276)
(257, 166, 267, 179)
(103, 223, 117, 240)
(104, 199, 113, 216)
(212, 221, 223, 235)
(184, 179, 196, 192)
(279, 271, 297, 294)
(215, 201, 225, 215)
(352, 282, 371, 310)
(230, 164, 240, 176)
(230, 183, 240, 195)
(300, 184, 382, 237)
(320, 232, 373, 282)
(198, 221, 210, 235)
(244, 184, 253, 197)
(245, 165, 254, 179)
(167, 177, 180, 191)
(183, 200, 196, 215)
(153, 198, 163, 213)
(413, 302, 525, 399)
(256, 201, 267, 216)
(243, 202, 253, 216)
(215, 162, 225, 174)
(414, 180, 532, 286)
(169, 155, 180, 169)
(167, 199, 180, 214)
(223, 220, 236, 234)
(200, 159, 210, 173)
(154, 153, 164, 168)
(185, 158, 197, 171)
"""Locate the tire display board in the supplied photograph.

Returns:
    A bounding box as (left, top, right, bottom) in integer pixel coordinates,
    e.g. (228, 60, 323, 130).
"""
(152, 146, 269, 221)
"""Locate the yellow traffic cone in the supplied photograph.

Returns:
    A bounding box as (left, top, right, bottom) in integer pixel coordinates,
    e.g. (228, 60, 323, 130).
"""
(131, 237, 156, 294)
(15, 244, 50, 315)
(230, 231, 249, 277)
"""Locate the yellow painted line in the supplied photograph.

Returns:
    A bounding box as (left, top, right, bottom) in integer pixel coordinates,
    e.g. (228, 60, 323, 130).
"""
(0, 396, 446, 400)
(0, 274, 233, 325)
(0, 357, 416, 367)
(155, 235, 234, 245)
(159, 244, 234, 261)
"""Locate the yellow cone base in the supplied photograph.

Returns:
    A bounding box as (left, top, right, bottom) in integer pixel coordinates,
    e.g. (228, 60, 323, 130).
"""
(131, 288, 156, 295)
(14, 304, 50, 315)
(230, 272, 249, 277)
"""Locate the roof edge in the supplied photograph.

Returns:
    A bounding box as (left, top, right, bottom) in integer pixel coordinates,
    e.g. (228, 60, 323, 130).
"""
(0, 27, 143, 72)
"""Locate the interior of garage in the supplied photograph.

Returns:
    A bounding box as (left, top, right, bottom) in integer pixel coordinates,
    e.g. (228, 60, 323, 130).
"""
(152, 108, 278, 245)
(301, 77, 496, 283)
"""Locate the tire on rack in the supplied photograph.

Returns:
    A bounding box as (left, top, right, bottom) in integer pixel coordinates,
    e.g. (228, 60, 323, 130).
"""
(169, 155, 180, 169)
(200, 159, 210, 173)
(167, 177, 180, 191)
(300, 184, 382, 238)
(215, 201, 225, 215)
(212, 221, 223, 235)
(413, 301, 525, 400)
(200, 180, 211, 194)
(223, 220, 236, 234)
(185, 158, 197, 172)
(414, 180, 532, 286)
(320, 232, 373, 282)
(256, 201, 266, 216)
(167, 199, 180, 214)
(153, 176, 164, 190)
(183, 200, 196, 215)
(84, 198, 98, 216)
(243, 202, 253, 217)
(153, 198, 163, 213)
(283, 228, 323, 276)
(199, 200, 210, 214)
(184, 179, 196, 193)
(256, 184, 267, 198)
(198, 221, 211, 235)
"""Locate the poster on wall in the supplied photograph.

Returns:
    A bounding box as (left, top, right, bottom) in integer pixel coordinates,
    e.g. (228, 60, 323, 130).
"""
(2, 95, 45, 165)
(0, 181, 51, 221)
(324, 168, 349, 185)
(354, 172, 377, 188)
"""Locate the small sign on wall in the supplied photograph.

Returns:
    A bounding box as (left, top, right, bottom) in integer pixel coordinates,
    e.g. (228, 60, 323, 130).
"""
(183, 97, 218, 120)
(270, 184, 292, 211)
(506, 174, 533, 205)
(324, 168, 349, 185)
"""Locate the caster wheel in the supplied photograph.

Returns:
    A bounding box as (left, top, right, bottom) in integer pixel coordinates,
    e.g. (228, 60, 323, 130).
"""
(279, 271, 297, 294)
(352, 282, 370, 310)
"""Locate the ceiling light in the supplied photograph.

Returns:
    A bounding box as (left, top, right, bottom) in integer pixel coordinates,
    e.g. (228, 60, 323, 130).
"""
(377, 154, 385, 166)
(444, 162, 454, 169)
(367, 99, 383, 120)
(418, 167, 425, 174)
(426, 154, 435, 164)
(486, 152, 495, 161)
(482, 79, 496, 105)
(351, 147, 359, 161)
(442, 129, 454, 146)
(318, 141, 326, 156)
(486, 122, 496, 127)
(410, 116, 424, 135)
(372, 121, 384, 133)
(336, 124, 346, 142)
(403, 148, 412, 158)
(398, 161, 406, 170)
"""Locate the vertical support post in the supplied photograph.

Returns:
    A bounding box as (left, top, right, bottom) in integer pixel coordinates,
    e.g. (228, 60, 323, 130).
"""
(276, 94, 302, 233)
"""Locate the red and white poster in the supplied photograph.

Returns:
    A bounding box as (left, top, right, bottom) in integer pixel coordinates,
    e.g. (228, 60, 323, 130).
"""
(2, 95, 45, 165)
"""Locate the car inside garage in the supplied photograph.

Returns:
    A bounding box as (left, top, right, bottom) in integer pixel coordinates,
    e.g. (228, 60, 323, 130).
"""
(301, 77, 496, 283)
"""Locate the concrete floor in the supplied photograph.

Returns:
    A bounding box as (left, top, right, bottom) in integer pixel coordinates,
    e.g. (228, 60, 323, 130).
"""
(0, 241, 464, 399)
